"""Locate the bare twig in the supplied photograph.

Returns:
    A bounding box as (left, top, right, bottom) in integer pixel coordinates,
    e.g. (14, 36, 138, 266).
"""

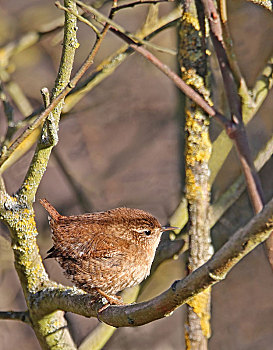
(201, 0, 265, 213)
(208, 54, 273, 186)
(0, 311, 31, 324)
(0, 5, 180, 174)
(52, 148, 93, 212)
(251, 56, 273, 110)
(0, 82, 15, 149)
(63, 6, 181, 112)
(0, 3, 110, 175)
(217, 0, 249, 98)
(74, 0, 177, 55)
(79, 323, 116, 350)
(0, 27, 62, 70)
(112, 0, 173, 13)
(210, 133, 273, 227)
(56, 1, 101, 36)
(1, 1, 80, 348)
(109, 27, 229, 126)
(75, 2, 229, 127)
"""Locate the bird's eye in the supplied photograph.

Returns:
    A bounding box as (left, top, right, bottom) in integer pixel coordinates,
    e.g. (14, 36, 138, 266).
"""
(144, 230, 151, 236)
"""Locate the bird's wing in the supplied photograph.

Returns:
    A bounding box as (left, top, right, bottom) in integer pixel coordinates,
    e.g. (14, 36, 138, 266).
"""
(47, 229, 126, 262)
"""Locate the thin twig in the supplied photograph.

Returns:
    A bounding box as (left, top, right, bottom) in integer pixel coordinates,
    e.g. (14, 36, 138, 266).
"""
(75, 1, 229, 126)
(201, 0, 265, 213)
(0, 311, 31, 324)
(110, 27, 229, 127)
(0, 6, 180, 174)
(0, 82, 15, 150)
(52, 148, 93, 212)
(75, 0, 177, 55)
(0, 27, 62, 70)
(210, 133, 273, 228)
(63, 6, 181, 112)
(0, 5, 111, 173)
(56, 1, 101, 36)
(217, 0, 249, 98)
(251, 56, 273, 110)
(112, 0, 173, 13)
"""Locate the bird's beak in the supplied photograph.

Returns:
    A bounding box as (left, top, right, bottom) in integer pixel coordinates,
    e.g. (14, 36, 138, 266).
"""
(162, 225, 180, 231)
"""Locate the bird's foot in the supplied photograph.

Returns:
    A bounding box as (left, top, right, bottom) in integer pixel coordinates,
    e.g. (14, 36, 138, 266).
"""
(95, 288, 124, 312)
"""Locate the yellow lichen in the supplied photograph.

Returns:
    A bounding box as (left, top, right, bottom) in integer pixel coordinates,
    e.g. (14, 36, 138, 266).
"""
(182, 12, 200, 31)
(187, 287, 212, 338)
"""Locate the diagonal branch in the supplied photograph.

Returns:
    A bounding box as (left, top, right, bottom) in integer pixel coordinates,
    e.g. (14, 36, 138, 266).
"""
(33, 197, 273, 327)
(0, 4, 110, 177)
(63, 6, 181, 112)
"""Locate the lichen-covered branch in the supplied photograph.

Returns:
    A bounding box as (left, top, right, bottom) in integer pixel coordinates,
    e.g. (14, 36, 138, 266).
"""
(247, 0, 272, 10)
(179, 3, 213, 348)
(16, 1, 79, 205)
(0, 7, 181, 174)
(0, 1, 79, 348)
(0, 1, 111, 176)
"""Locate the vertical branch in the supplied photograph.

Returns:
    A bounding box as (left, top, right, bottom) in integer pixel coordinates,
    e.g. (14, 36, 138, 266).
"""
(17, 0, 79, 205)
(178, 2, 213, 349)
(0, 1, 79, 349)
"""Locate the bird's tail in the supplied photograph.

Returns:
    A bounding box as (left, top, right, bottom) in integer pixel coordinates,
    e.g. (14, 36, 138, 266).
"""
(39, 198, 62, 221)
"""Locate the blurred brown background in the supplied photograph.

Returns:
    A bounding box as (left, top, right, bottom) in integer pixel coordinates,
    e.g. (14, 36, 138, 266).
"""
(1, 1, 273, 349)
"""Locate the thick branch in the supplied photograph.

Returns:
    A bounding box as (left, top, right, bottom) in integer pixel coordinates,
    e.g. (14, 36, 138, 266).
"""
(180, 4, 213, 347)
(33, 198, 273, 327)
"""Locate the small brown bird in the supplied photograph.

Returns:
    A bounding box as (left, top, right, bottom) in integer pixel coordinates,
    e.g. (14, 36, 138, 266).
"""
(40, 198, 174, 306)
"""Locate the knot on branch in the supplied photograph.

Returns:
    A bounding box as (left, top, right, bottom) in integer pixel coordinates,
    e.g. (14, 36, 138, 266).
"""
(4, 196, 21, 212)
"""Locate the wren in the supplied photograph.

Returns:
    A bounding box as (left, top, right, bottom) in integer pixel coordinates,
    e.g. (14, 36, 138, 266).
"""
(40, 198, 174, 306)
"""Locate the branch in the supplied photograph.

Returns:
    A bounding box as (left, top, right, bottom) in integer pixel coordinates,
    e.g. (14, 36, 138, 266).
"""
(33, 197, 273, 326)
(178, 6, 213, 347)
(112, 0, 173, 12)
(63, 6, 181, 112)
(208, 54, 273, 186)
(0, 82, 14, 151)
(201, 0, 265, 211)
(78, 323, 116, 350)
(0, 26, 62, 72)
(0, 7, 181, 174)
(76, 1, 230, 128)
(251, 56, 273, 111)
(1, 1, 80, 348)
(247, 0, 272, 10)
(210, 133, 273, 227)
(171, 128, 273, 234)
(56, 1, 101, 36)
(0, 2, 110, 178)
(52, 148, 93, 212)
(0, 311, 30, 324)
(73, 0, 176, 55)
(217, 0, 250, 99)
